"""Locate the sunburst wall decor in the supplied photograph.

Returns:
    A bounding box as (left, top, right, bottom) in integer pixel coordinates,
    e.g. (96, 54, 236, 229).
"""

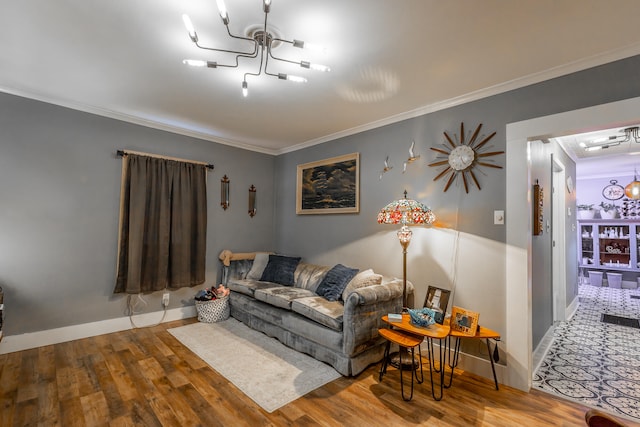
(428, 122, 504, 193)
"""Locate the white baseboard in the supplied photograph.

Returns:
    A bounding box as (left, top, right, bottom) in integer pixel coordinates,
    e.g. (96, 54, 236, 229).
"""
(420, 341, 505, 386)
(567, 295, 579, 320)
(532, 324, 556, 374)
(0, 306, 197, 355)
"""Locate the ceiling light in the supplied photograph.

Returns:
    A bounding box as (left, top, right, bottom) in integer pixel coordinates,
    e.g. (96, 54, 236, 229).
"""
(583, 141, 621, 152)
(581, 126, 640, 152)
(621, 126, 640, 143)
(181, 0, 330, 97)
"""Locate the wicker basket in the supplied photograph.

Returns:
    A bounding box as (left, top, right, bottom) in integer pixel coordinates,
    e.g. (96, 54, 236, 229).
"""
(195, 295, 230, 323)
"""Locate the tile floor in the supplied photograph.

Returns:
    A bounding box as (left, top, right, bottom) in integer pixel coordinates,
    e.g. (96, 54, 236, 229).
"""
(533, 283, 640, 423)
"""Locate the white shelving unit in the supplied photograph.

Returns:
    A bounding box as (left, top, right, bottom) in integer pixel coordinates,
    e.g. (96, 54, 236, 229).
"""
(578, 220, 640, 288)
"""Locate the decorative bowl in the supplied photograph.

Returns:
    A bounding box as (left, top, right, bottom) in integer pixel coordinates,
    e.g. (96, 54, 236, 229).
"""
(408, 307, 437, 327)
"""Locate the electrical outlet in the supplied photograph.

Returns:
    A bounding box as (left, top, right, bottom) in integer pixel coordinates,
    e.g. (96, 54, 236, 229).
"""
(162, 293, 170, 307)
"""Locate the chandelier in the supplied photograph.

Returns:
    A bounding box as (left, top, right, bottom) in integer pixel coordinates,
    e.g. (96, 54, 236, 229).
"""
(581, 126, 640, 152)
(181, 0, 330, 97)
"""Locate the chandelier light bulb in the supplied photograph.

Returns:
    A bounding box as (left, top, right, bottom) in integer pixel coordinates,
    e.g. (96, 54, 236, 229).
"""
(286, 75, 307, 83)
(216, 0, 229, 24)
(263, 0, 271, 13)
(182, 59, 206, 67)
(293, 40, 326, 53)
(310, 63, 330, 72)
(242, 81, 248, 97)
(182, 14, 198, 42)
(302, 42, 326, 53)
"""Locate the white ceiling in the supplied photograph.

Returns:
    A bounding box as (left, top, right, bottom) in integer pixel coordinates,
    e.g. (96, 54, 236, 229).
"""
(3, 0, 640, 157)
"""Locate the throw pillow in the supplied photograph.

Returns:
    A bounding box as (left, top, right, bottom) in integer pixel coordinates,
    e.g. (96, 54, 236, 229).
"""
(341, 269, 383, 301)
(246, 252, 271, 280)
(260, 255, 302, 286)
(316, 264, 359, 302)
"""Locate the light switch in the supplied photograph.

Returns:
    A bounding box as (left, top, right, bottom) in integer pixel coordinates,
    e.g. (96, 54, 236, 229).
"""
(494, 210, 505, 225)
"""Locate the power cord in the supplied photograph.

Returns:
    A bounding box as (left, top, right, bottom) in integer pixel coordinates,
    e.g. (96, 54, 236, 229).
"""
(127, 293, 167, 329)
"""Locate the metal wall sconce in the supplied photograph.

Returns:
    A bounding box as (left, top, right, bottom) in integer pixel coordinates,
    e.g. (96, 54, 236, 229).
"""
(249, 185, 257, 217)
(221, 175, 230, 210)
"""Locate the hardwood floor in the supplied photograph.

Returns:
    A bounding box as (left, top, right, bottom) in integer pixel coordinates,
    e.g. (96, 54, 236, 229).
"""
(0, 318, 628, 426)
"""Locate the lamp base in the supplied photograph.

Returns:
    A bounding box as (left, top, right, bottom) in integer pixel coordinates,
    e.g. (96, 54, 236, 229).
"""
(389, 349, 420, 371)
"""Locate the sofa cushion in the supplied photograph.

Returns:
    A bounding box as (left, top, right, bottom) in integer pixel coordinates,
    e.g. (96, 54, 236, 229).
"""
(227, 279, 281, 297)
(260, 255, 302, 286)
(246, 252, 271, 280)
(291, 296, 344, 331)
(341, 269, 383, 301)
(316, 264, 359, 301)
(254, 286, 316, 310)
(294, 263, 332, 291)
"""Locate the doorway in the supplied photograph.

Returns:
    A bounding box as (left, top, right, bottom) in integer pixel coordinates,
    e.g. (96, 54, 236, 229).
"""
(505, 96, 640, 392)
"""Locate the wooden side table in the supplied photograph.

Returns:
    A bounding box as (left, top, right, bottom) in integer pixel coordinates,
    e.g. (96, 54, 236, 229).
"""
(381, 314, 450, 400)
(447, 323, 501, 390)
(378, 328, 424, 401)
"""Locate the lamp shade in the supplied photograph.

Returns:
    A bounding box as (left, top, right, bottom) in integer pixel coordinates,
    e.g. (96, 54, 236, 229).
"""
(625, 171, 640, 200)
(377, 196, 436, 226)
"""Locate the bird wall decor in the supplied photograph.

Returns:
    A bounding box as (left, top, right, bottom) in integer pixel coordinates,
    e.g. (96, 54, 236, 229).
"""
(379, 156, 393, 179)
(403, 140, 420, 173)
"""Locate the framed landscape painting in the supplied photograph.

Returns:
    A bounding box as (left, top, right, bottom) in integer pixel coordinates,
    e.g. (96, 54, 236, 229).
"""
(296, 153, 360, 215)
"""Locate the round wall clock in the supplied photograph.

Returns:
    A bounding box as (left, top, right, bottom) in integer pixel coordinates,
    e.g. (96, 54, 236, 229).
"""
(602, 180, 625, 200)
(428, 122, 504, 193)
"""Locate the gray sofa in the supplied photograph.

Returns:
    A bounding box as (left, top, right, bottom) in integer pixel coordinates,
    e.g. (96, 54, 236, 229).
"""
(223, 256, 413, 376)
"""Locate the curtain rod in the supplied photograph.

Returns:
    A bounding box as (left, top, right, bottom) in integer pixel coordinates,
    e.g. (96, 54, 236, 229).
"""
(117, 150, 214, 170)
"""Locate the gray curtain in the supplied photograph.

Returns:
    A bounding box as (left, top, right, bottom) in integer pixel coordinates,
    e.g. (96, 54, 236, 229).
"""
(114, 154, 207, 294)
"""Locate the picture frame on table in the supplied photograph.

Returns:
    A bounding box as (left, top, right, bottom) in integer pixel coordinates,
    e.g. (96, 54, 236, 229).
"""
(450, 306, 480, 336)
(296, 152, 360, 215)
(423, 286, 451, 324)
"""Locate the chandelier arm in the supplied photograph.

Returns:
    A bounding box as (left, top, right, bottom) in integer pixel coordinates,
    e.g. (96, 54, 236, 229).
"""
(212, 50, 261, 69)
(194, 39, 258, 58)
(224, 23, 258, 45)
(271, 37, 294, 46)
(263, 44, 281, 79)
(268, 49, 303, 67)
(245, 42, 268, 82)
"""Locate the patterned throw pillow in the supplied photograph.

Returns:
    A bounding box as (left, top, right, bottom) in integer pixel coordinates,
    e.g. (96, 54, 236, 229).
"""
(341, 269, 383, 301)
(316, 264, 359, 302)
(260, 255, 302, 286)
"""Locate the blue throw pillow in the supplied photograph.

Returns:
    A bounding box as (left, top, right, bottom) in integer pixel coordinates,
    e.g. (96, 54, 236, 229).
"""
(316, 264, 359, 301)
(260, 255, 301, 286)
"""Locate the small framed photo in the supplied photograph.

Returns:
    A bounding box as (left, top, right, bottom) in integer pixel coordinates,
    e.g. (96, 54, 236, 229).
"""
(450, 306, 480, 336)
(423, 286, 451, 324)
(296, 153, 359, 215)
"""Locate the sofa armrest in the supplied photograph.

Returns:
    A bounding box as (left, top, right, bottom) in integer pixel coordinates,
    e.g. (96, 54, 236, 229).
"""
(341, 278, 414, 358)
(350, 279, 404, 305)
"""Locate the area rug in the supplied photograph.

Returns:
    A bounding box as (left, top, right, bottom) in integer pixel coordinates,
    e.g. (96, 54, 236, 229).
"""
(168, 318, 341, 413)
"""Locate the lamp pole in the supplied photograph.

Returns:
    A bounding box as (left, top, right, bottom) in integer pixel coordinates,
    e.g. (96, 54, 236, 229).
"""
(397, 223, 412, 311)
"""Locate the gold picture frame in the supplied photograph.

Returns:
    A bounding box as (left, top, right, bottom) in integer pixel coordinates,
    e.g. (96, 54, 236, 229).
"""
(296, 153, 360, 215)
(450, 306, 480, 336)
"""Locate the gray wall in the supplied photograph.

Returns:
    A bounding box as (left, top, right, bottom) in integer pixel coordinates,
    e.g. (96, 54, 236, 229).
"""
(529, 140, 578, 349)
(275, 55, 640, 343)
(3, 54, 640, 348)
(0, 93, 275, 335)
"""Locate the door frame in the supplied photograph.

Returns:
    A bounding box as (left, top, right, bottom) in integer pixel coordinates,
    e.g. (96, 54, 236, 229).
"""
(505, 96, 640, 391)
(552, 156, 567, 322)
